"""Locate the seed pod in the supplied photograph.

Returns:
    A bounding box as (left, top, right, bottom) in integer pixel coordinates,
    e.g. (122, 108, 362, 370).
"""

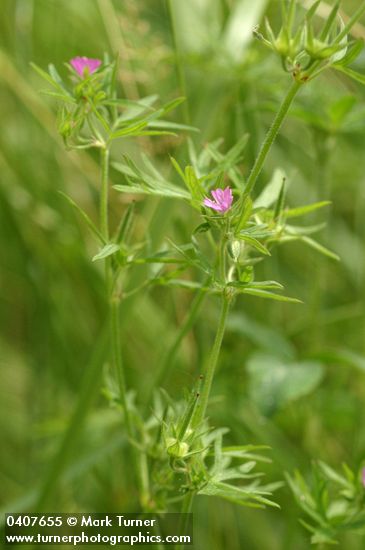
(227, 240, 242, 262)
(166, 438, 190, 458)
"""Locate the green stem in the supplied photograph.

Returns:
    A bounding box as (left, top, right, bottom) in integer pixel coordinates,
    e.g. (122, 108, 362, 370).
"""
(175, 491, 195, 550)
(101, 148, 150, 509)
(100, 147, 110, 241)
(236, 79, 302, 229)
(191, 296, 230, 428)
(219, 231, 227, 283)
(136, 450, 151, 508)
(244, 79, 301, 197)
(100, 145, 130, 432)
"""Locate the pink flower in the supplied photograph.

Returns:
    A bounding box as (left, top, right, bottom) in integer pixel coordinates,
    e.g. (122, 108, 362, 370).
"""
(203, 187, 233, 213)
(70, 56, 101, 77)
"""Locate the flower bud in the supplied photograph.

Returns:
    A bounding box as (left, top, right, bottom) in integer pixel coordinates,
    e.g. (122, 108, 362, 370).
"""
(166, 438, 190, 458)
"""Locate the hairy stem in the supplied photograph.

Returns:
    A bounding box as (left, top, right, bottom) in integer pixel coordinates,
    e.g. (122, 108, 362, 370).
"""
(245, 79, 301, 196)
(100, 146, 130, 432)
(100, 147, 110, 240)
(191, 296, 230, 428)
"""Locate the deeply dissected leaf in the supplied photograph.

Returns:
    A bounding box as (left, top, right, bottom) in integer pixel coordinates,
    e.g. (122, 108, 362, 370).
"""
(113, 156, 191, 200)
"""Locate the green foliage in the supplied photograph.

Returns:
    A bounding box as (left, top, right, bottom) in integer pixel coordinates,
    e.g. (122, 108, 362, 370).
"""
(255, 0, 365, 82)
(32, 60, 189, 149)
(2, 1, 365, 549)
(103, 384, 281, 512)
(287, 462, 365, 545)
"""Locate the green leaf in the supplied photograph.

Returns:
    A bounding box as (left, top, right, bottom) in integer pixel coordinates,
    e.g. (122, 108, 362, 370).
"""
(92, 243, 120, 262)
(204, 135, 249, 188)
(177, 378, 203, 440)
(48, 63, 69, 92)
(236, 196, 253, 231)
(193, 222, 211, 237)
(184, 165, 205, 205)
(115, 201, 135, 245)
(129, 130, 177, 137)
(235, 287, 302, 303)
(319, 0, 340, 41)
(300, 236, 340, 260)
(274, 178, 286, 220)
(332, 38, 364, 67)
(58, 192, 105, 244)
(237, 234, 271, 256)
(157, 279, 207, 290)
(305, 0, 321, 22)
(167, 239, 212, 276)
(330, 15, 348, 64)
(148, 120, 199, 133)
(113, 183, 189, 200)
(247, 354, 324, 415)
(254, 168, 286, 209)
(113, 156, 191, 200)
(317, 461, 352, 489)
(170, 156, 186, 184)
(161, 96, 185, 114)
(284, 201, 331, 218)
(228, 280, 283, 291)
(130, 253, 186, 265)
(31, 62, 70, 96)
(333, 64, 365, 86)
(103, 96, 156, 111)
(40, 90, 76, 103)
(110, 120, 148, 139)
(285, 222, 326, 236)
(199, 480, 279, 509)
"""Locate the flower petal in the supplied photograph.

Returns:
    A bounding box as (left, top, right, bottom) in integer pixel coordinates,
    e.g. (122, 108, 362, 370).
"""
(70, 56, 101, 77)
(203, 198, 224, 211)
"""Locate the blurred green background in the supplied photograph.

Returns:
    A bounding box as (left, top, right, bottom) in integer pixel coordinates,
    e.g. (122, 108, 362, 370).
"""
(1, 0, 365, 548)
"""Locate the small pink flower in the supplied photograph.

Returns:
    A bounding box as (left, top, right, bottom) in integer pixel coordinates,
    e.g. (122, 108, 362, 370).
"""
(70, 56, 101, 77)
(203, 187, 233, 213)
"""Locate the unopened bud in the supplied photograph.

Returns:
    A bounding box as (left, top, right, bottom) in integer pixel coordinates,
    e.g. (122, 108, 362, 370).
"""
(166, 438, 190, 458)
